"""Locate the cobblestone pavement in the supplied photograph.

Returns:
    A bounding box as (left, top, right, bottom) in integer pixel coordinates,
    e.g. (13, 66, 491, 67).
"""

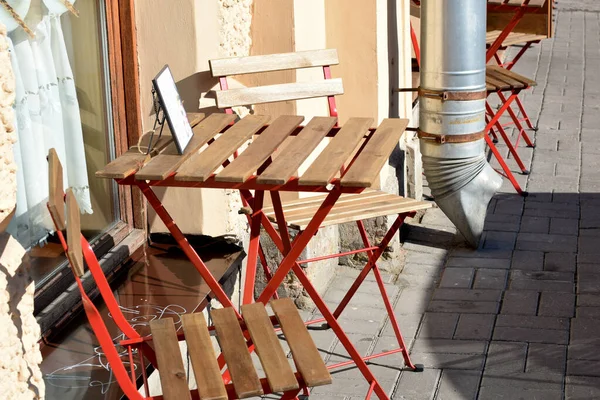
(293, 1, 600, 399)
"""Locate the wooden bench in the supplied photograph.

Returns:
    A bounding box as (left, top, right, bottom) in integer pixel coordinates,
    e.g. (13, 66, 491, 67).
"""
(150, 298, 331, 400)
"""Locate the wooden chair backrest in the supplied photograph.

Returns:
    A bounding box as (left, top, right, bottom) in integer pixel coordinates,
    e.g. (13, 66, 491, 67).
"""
(209, 49, 343, 112)
(65, 189, 85, 277)
(48, 148, 66, 230)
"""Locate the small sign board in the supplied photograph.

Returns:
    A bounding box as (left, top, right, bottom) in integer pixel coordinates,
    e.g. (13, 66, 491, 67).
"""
(152, 65, 194, 154)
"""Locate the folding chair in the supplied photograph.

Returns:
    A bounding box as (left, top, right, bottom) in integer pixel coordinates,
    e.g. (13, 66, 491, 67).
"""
(58, 183, 332, 399)
(47, 148, 158, 366)
(210, 49, 432, 395)
(484, 65, 537, 195)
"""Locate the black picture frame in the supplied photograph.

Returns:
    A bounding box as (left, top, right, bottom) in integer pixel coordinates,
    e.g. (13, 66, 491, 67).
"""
(152, 65, 194, 154)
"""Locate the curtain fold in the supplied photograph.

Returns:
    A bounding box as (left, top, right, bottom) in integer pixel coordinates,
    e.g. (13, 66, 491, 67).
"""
(7, 13, 91, 249)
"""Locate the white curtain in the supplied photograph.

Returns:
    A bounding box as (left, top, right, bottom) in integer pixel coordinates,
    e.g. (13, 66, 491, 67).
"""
(7, 13, 91, 249)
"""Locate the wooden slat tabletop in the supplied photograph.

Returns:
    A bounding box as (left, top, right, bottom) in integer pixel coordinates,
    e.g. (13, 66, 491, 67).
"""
(487, 0, 546, 6)
(136, 113, 235, 181)
(256, 116, 337, 185)
(95, 113, 204, 179)
(298, 117, 373, 186)
(99, 113, 410, 190)
(340, 118, 409, 188)
(176, 115, 270, 182)
(215, 115, 304, 183)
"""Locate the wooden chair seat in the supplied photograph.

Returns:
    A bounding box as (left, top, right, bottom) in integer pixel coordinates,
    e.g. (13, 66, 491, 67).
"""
(486, 30, 547, 47)
(486, 65, 537, 92)
(242, 189, 431, 231)
(150, 298, 331, 400)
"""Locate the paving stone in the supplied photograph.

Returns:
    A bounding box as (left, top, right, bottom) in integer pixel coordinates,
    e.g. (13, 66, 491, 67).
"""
(435, 370, 481, 400)
(516, 232, 579, 252)
(484, 341, 527, 373)
(432, 289, 503, 302)
(453, 314, 495, 340)
(328, 333, 376, 363)
(483, 231, 518, 250)
(417, 313, 459, 339)
(479, 377, 562, 400)
(496, 314, 569, 330)
(392, 368, 440, 400)
(509, 270, 575, 292)
(484, 214, 521, 232)
(539, 292, 576, 317)
(567, 359, 600, 377)
(411, 339, 487, 355)
(493, 326, 569, 344)
(446, 257, 511, 269)
(550, 218, 580, 235)
(324, 287, 399, 309)
(402, 263, 444, 277)
(439, 268, 474, 288)
(525, 343, 567, 375)
(397, 273, 440, 289)
(395, 289, 433, 315)
(473, 269, 508, 290)
(494, 197, 525, 215)
(545, 252, 577, 272)
(565, 376, 600, 400)
(512, 250, 544, 271)
(520, 216, 550, 233)
(501, 291, 539, 315)
(577, 272, 600, 293)
(428, 300, 499, 315)
(450, 248, 512, 260)
(381, 314, 423, 341)
(409, 352, 486, 371)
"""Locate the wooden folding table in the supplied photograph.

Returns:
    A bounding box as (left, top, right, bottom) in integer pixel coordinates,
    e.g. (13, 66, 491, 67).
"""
(97, 113, 431, 399)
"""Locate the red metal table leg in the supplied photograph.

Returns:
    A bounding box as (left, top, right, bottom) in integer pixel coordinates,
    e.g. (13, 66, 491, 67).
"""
(243, 190, 265, 304)
(137, 181, 239, 313)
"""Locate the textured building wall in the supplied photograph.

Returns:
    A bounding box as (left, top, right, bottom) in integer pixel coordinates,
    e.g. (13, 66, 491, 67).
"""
(0, 24, 45, 399)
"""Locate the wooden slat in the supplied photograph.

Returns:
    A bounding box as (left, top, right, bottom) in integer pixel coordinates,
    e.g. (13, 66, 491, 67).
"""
(181, 313, 228, 400)
(257, 117, 337, 185)
(525, 0, 546, 6)
(489, 65, 537, 86)
(136, 113, 236, 181)
(288, 198, 432, 230)
(215, 115, 304, 183)
(211, 307, 263, 398)
(241, 303, 299, 393)
(66, 189, 84, 277)
(175, 115, 270, 182)
(215, 79, 344, 109)
(261, 190, 387, 214)
(48, 148, 65, 230)
(210, 49, 339, 77)
(270, 298, 331, 388)
(95, 113, 204, 179)
(299, 117, 373, 186)
(150, 318, 192, 400)
(506, 0, 525, 6)
(341, 118, 409, 188)
(486, 73, 512, 91)
(486, 67, 523, 89)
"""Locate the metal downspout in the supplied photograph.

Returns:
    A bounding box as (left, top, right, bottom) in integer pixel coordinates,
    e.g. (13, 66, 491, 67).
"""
(419, 0, 502, 247)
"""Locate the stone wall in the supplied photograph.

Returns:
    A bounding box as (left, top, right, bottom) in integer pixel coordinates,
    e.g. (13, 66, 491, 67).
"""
(0, 24, 45, 399)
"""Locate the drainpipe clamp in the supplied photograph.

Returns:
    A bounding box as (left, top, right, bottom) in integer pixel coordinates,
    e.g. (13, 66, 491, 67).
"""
(418, 88, 488, 101)
(417, 129, 486, 144)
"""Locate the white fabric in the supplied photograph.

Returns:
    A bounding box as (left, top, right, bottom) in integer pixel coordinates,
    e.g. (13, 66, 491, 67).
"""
(7, 13, 91, 249)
